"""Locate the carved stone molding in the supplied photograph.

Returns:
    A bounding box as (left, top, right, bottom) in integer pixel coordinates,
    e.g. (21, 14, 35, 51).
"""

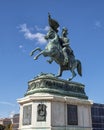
(25, 74, 88, 99)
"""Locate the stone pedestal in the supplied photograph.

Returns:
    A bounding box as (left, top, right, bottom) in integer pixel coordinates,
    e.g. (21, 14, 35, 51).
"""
(17, 75, 93, 130)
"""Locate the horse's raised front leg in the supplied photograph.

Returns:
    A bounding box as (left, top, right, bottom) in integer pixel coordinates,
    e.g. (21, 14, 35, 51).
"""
(56, 66, 63, 77)
(34, 50, 44, 60)
(34, 49, 53, 60)
(30, 47, 42, 56)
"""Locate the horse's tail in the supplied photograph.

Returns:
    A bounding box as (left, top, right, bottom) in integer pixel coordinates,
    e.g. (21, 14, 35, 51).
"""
(77, 60, 82, 76)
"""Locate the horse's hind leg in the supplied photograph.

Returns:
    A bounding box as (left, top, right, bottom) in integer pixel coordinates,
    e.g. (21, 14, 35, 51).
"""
(68, 70, 76, 81)
(56, 66, 63, 77)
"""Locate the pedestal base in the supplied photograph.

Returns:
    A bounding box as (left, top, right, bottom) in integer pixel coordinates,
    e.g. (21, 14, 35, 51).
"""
(17, 76, 93, 130)
(18, 93, 92, 130)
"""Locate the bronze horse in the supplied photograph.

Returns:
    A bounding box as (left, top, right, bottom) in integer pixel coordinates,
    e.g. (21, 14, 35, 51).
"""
(30, 28, 82, 81)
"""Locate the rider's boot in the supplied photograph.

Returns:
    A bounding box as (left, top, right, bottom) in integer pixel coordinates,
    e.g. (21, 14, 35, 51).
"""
(63, 50, 69, 65)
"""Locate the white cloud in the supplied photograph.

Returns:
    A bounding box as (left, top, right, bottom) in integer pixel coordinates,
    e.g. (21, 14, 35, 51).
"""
(0, 101, 15, 107)
(19, 24, 47, 44)
(19, 45, 23, 49)
(94, 21, 103, 29)
(44, 26, 49, 31)
(19, 44, 26, 53)
(35, 25, 49, 31)
(30, 32, 46, 43)
(95, 21, 101, 27)
(9, 111, 15, 118)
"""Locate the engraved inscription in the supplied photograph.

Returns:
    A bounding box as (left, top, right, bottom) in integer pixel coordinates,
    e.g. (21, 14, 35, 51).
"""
(67, 104, 78, 125)
(22, 105, 32, 125)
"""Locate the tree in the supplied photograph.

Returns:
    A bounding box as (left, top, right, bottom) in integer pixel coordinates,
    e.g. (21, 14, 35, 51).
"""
(4, 124, 12, 130)
(0, 124, 5, 130)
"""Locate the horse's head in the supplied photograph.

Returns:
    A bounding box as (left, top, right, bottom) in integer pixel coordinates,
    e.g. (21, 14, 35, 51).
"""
(44, 28, 56, 40)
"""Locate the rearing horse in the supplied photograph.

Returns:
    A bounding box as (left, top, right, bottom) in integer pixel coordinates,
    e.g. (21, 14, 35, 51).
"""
(30, 28, 82, 81)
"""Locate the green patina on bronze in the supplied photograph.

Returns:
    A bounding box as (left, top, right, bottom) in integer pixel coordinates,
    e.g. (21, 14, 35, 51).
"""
(27, 14, 87, 99)
(30, 13, 82, 81)
(25, 74, 88, 99)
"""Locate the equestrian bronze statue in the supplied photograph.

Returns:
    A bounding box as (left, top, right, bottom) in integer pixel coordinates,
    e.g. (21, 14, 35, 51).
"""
(30, 13, 82, 81)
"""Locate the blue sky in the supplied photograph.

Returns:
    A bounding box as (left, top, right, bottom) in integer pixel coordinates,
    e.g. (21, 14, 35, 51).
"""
(0, 0, 104, 118)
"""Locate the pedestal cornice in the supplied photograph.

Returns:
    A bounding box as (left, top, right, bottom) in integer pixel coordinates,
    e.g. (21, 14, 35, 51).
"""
(24, 74, 88, 99)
